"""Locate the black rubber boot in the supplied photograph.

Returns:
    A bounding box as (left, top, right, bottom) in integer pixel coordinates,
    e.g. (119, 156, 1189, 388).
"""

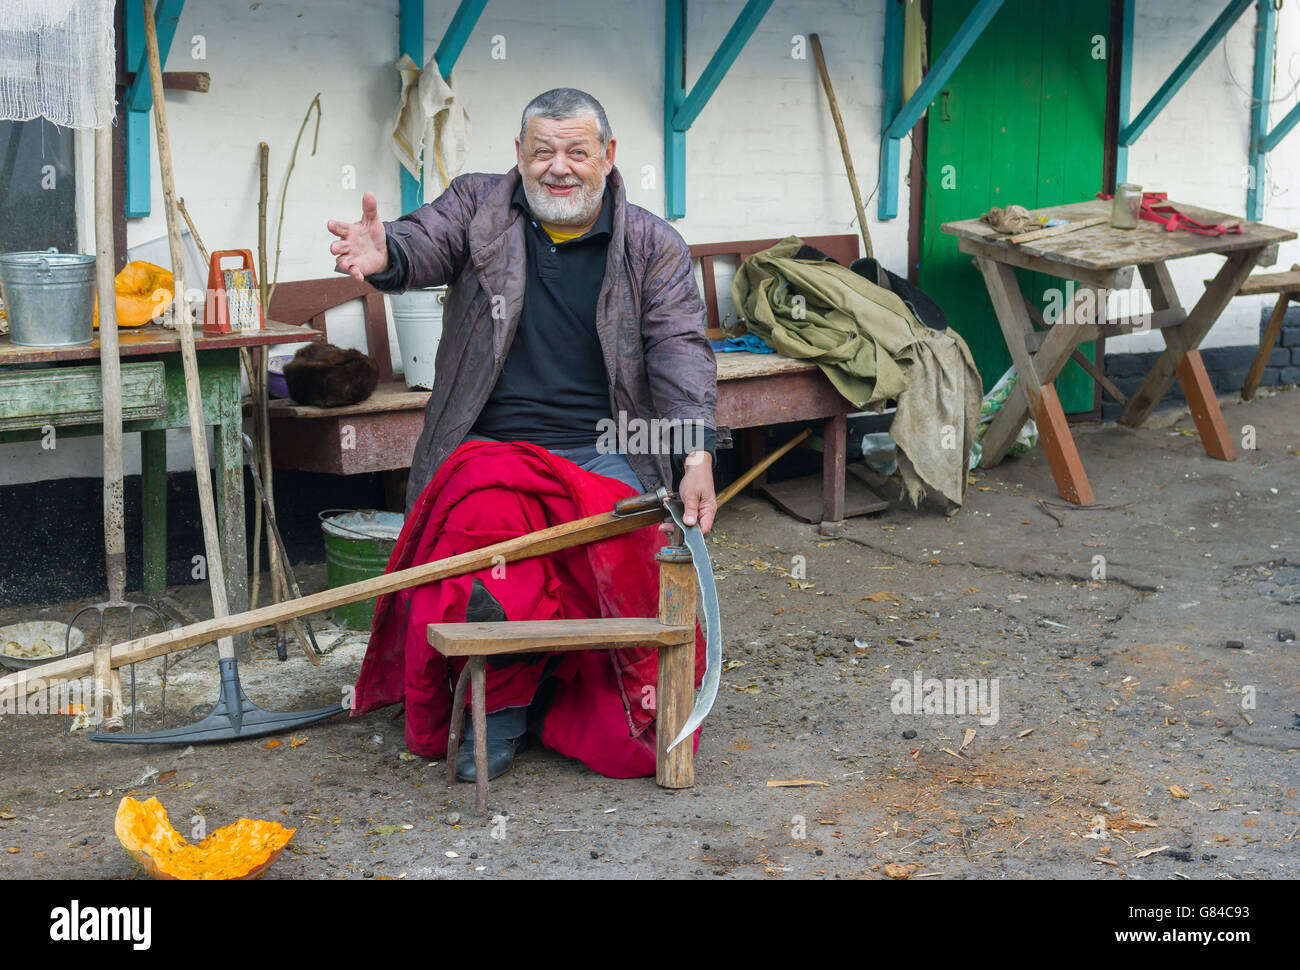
(456, 738, 521, 782)
(466, 577, 507, 623)
(458, 578, 523, 781)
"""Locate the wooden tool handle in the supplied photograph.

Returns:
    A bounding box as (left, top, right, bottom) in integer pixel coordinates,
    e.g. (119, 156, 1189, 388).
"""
(143, 0, 238, 663)
(717, 428, 813, 508)
(810, 33, 873, 260)
(0, 504, 666, 703)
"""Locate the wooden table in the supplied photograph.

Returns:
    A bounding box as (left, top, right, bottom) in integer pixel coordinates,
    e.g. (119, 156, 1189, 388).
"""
(942, 200, 1296, 504)
(0, 321, 319, 648)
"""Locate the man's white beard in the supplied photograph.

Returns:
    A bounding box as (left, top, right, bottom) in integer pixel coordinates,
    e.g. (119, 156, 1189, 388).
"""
(523, 171, 606, 227)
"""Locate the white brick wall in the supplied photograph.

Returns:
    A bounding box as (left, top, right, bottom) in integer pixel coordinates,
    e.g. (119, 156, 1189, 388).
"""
(1112, 0, 1300, 353)
(4, 0, 1296, 484)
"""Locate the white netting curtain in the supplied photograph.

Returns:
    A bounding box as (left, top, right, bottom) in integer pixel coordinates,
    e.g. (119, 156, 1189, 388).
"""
(0, 0, 116, 129)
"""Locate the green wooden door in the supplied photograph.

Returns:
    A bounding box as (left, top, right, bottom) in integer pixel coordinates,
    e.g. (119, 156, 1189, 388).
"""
(918, 0, 1111, 411)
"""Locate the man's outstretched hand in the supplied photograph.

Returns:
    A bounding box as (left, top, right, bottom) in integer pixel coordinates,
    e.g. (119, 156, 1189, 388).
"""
(327, 191, 388, 282)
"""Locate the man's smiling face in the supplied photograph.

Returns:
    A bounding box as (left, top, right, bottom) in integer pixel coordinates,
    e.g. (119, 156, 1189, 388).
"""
(516, 114, 616, 229)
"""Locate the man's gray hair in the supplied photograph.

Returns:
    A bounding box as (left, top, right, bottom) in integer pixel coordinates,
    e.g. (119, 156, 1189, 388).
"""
(520, 88, 612, 147)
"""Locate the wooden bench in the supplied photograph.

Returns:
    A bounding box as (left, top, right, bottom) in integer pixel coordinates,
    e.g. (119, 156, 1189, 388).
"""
(1229, 264, 1300, 401)
(266, 277, 426, 508)
(696, 234, 869, 533)
(267, 235, 867, 530)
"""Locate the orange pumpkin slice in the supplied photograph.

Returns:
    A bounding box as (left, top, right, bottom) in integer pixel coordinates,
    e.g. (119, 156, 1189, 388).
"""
(93, 261, 175, 329)
(114, 795, 295, 880)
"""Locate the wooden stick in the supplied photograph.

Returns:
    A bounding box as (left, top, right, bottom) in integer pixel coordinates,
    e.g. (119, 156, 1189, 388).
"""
(0, 505, 664, 702)
(717, 428, 813, 507)
(256, 143, 285, 645)
(446, 664, 470, 787)
(1008, 216, 1107, 245)
(179, 196, 318, 661)
(268, 96, 322, 309)
(93, 643, 122, 732)
(258, 143, 270, 316)
(94, 121, 127, 602)
(178, 198, 272, 615)
(143, 0, 237, 666)
(809, 33, 873, 260)
(249, 146, 269, 611)
(1069, 348, 1128, 405)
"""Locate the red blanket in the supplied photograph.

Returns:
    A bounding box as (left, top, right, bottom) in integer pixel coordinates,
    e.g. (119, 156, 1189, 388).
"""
(351, 440, 705, 778)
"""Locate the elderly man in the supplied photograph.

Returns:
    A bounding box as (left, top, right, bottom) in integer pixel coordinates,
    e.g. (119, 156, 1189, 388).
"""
(329, 89, 717, 781)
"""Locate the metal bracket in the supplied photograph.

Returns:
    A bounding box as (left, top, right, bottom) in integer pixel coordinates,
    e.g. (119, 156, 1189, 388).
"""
(399, 0, 489, 212)
(877, 0, 1005, 220)
(664, 0, 775, 219)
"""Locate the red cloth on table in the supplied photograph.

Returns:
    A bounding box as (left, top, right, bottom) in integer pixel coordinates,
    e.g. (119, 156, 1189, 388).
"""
(350, 440, 706, 779)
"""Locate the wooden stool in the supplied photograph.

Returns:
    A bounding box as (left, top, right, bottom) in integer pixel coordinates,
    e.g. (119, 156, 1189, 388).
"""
(428, 545, 699, 813)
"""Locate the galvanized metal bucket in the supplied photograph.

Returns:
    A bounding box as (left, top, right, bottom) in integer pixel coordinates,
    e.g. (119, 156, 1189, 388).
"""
(0, 250, 97, 347)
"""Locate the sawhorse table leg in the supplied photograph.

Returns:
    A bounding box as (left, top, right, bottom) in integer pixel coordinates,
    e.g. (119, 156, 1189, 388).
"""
(1120, 252, 1261, 462)
(974, 256, 1096, 505)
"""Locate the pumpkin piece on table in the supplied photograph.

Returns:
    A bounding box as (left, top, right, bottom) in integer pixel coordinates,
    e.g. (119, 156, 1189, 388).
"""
(114, 795, 295, 880)
(93, 261, 175, 329)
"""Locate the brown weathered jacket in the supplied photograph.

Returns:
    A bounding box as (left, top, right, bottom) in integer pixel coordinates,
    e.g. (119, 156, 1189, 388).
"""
(375, 166, 716, 511)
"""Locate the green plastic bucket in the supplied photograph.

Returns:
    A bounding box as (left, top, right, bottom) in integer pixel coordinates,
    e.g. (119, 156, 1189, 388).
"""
(319, 510, 404, 630)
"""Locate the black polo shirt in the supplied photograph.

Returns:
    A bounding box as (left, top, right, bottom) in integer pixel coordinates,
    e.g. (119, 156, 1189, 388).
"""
(470, 183, 614, 448)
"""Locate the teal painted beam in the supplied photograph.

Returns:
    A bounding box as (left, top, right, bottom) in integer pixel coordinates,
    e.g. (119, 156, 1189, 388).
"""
(878, 0, 1003, 220)
(663, 0, 773, 218)
(1247, 0, 1276, 219)
(877, 0, 906, 220)
(665, 0, 687, 218)
(670, 0, 774, 132)
(399, 0, 424, 213)
(434, 0, 487, 78)
(1114, 0, 1134, 185)
(124, 0, 186, 220)
(126, 0, 185, 112)
(1119, 0, 1252, 147)
(883, 0, 1003, 140)
(1260, 100, 1300, 154)
(125, 0, 149, 217)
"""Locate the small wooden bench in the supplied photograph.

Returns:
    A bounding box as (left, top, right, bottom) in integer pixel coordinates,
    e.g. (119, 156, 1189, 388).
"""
(430, 546, 699, 812)
(266, 235, 866, 529)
